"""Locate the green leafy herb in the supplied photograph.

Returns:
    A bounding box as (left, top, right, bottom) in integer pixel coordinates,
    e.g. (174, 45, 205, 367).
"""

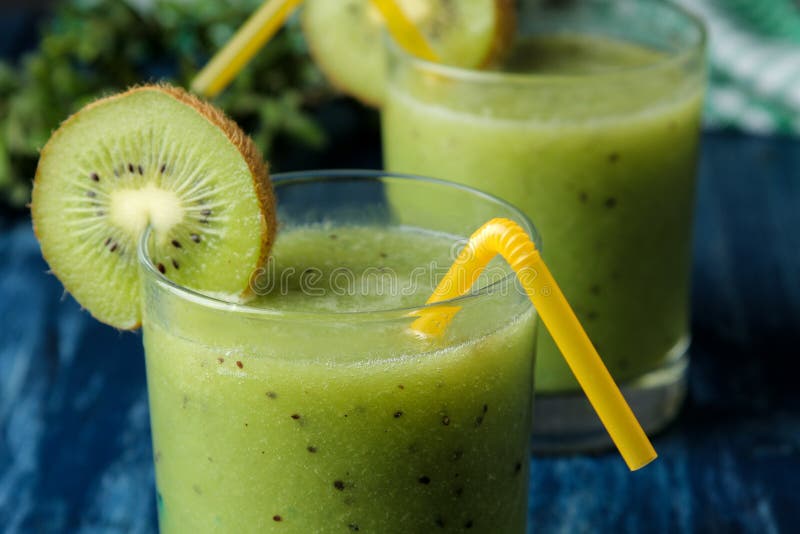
(0, 0, 331, 208)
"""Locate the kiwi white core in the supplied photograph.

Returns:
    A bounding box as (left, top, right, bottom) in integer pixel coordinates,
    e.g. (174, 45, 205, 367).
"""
(397, 0, 431, 22)
(109, 185, 184, 238)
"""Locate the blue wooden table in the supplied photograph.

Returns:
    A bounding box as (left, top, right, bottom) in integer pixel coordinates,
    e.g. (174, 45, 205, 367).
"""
(0, 130, 797, 533)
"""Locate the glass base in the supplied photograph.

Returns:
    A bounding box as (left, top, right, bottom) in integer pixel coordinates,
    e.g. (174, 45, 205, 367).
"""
(531, 344, 689, 453)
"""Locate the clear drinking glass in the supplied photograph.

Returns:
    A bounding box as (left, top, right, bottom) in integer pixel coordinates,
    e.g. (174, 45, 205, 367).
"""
(383, 0, 706, 450)
(139, 171, 538, 533)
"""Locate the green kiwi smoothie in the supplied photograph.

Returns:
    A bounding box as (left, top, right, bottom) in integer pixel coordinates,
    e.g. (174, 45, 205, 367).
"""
(383, 34, 704, 392)
(143, 225, 536, 533)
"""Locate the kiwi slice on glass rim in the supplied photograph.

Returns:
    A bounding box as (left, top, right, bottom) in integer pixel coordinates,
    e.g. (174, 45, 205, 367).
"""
(302, 0, 516, 107)
(31, 84, 276, 329)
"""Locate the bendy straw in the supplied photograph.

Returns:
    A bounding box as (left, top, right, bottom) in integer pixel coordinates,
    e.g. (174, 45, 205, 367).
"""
(412, 217, 657, 471)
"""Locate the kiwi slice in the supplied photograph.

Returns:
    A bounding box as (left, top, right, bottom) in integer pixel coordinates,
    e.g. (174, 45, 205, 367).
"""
(31, 85, 276, 329)
(302, 0, 516, 107)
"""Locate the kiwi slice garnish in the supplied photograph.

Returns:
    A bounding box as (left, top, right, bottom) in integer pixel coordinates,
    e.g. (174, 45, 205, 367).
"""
(302, 0, 516, 106)
(31, 84, 276, 329)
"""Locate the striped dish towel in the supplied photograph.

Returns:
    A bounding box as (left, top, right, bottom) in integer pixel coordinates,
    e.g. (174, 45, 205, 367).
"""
(676, 0, 800, 135)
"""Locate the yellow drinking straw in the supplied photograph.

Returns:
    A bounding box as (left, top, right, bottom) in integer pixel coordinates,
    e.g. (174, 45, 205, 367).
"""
(191, 0, 304, 98)
(191, 0, 439, 98)
(369, 0, 440, 62)
(412, 218, 658, 471)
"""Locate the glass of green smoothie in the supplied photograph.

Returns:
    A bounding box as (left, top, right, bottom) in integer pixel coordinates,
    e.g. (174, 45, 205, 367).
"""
(382, 0, 707, 450)
(139, 171, 538, 533)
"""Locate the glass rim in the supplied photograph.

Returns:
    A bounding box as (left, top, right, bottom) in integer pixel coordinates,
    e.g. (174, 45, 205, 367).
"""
(137, 170, 539, 320)
(386, 0, 707, 86)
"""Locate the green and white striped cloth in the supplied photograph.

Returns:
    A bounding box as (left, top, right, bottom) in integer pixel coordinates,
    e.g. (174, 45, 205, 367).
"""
(676, 0, 800, 135)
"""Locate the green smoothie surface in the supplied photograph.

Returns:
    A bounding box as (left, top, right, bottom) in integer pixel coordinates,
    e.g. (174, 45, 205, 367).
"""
(249, 224, 512, 316)
(254, 225, 456, 312)
(144, 224, 536, 533)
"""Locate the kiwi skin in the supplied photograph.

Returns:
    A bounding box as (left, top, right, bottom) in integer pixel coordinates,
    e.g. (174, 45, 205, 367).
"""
(31, 84, 276, 329)
(481, 0, 518, 69)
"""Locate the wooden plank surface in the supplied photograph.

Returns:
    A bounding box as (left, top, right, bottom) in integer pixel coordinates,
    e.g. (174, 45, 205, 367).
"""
(0, 131, 797, 532)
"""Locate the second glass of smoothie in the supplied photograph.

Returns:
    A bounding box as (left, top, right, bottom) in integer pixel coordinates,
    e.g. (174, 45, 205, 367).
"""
(383, 0, 706, 449)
